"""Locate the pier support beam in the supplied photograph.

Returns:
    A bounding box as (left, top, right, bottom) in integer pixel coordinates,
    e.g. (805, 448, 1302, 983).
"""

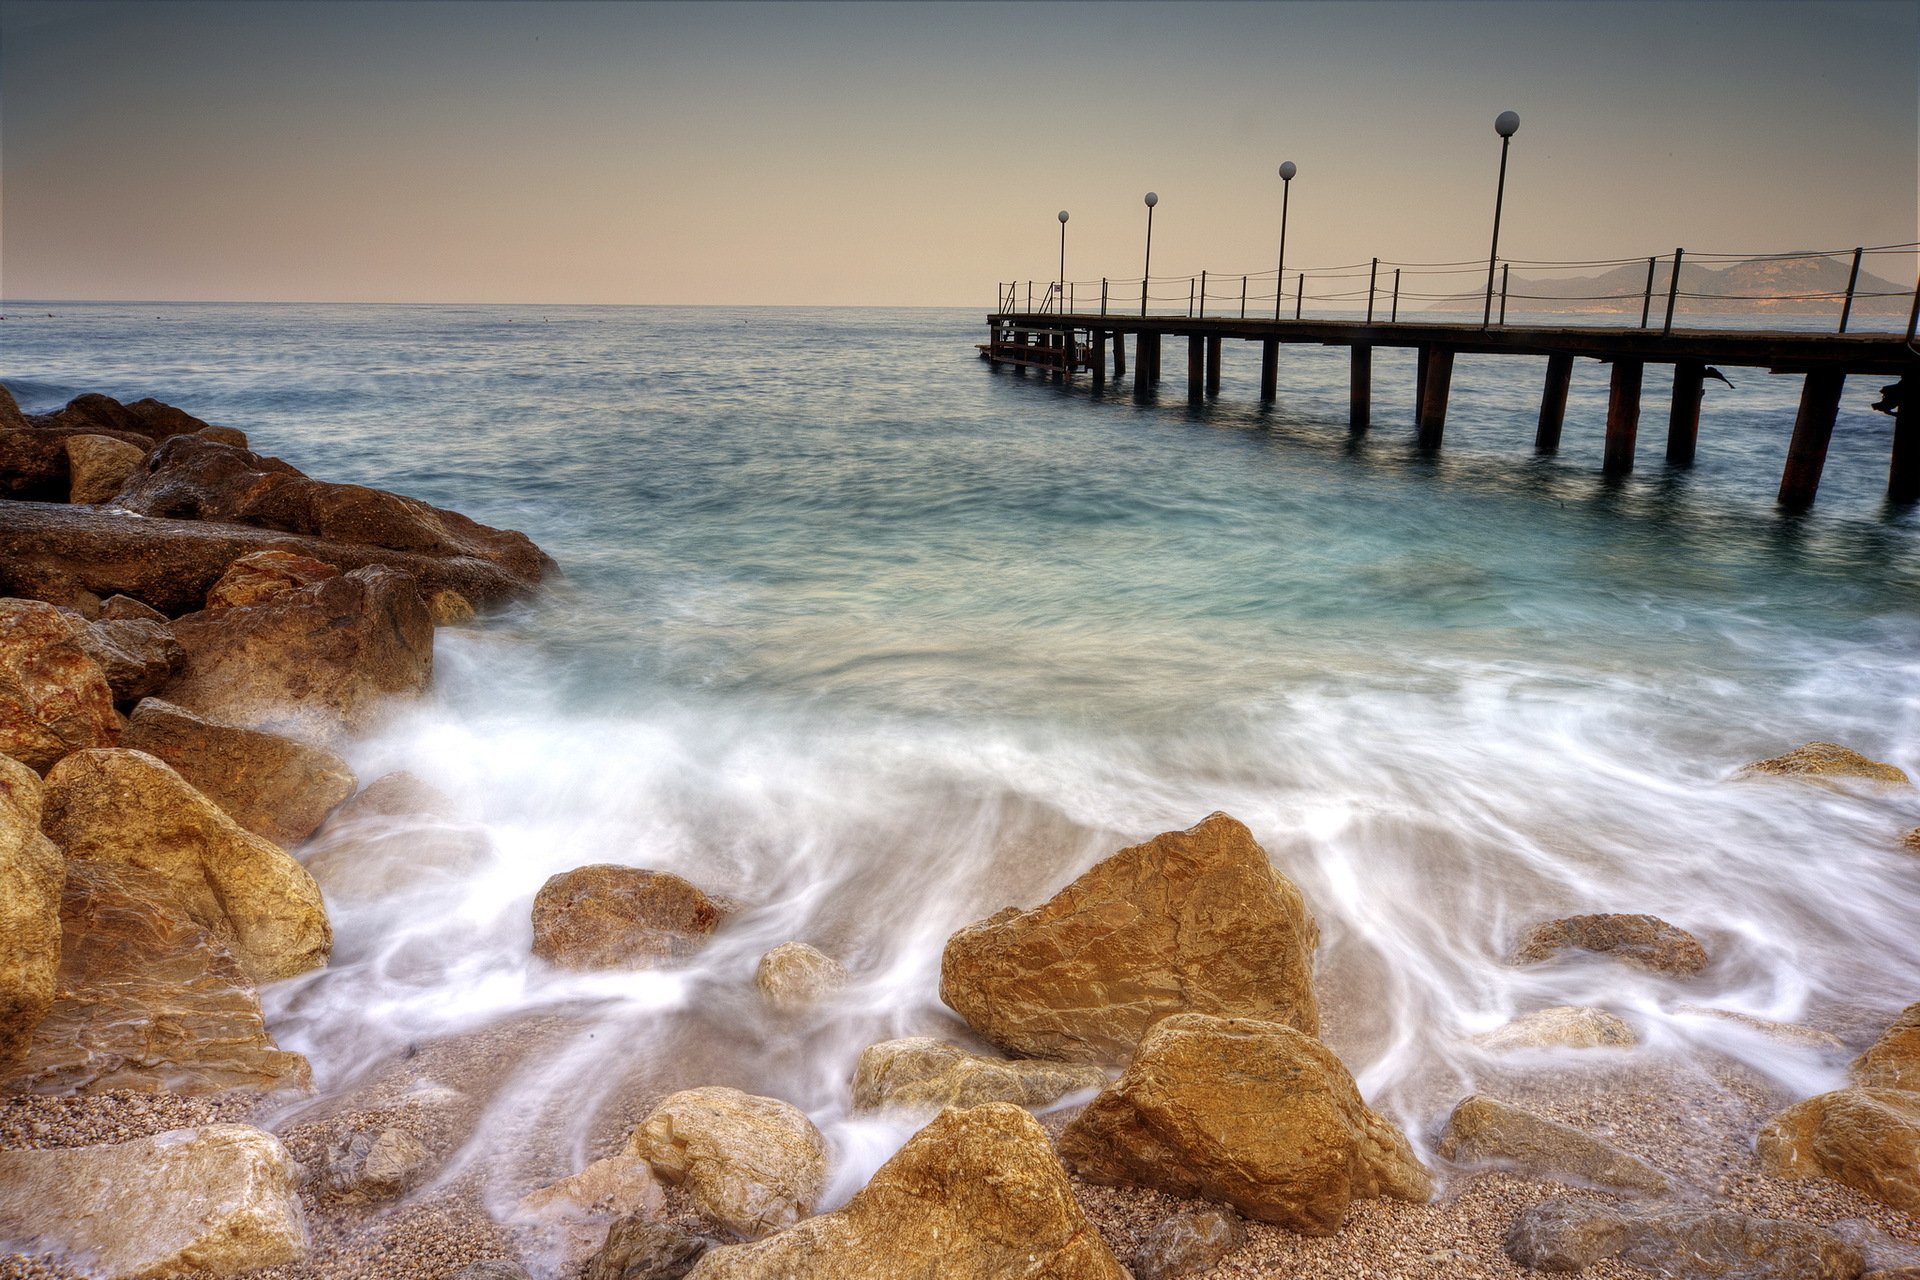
(1349, 345, 1371, 432)
(1778, 369, 1846, 510)
(1134, 331, 1160, 401)
(1603, 359, 1644, 475)
(1113, 331, 1126, 378)
(1415, 346, 1430, 423)
(1891, 375, 1919, 503)
(1259, 340, 1278, 402)
(1666, 361, 1704, 466)
(1417, 347, 1454, 448)
(1205, 335, 1222, 397)
(1091, 331, 1106, 387)
(1535, 353, 1573, 453)
(1187, 335, 1205, 403)
(1147, 331, 1161, 386)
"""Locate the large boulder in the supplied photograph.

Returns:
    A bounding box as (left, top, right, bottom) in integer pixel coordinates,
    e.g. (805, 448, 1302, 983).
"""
(533, 865, 726, 970)
(1057, 1013, 1430, 1235)
(1436, 1095, 1673, 1194)
(1851, 1001, 1920, 1091)
(684, 1104, 1127, 1280)
(204, 549, 340, 610)
(1, 859, 310, 1094)
(41, 748, 331, 983)
(65, 434, 148, 505)
(1505, 1197, 1862, 1279)
(1739, 741, 1910, 786)
(0, 754, 63, 1059)
(940, 812, 1319, 1063)
(73, 615, 184, 703)
(120, 698, 355, 847)
(625, 1087, 827, 1240)
(0, 597, 119, 770)
(1512, 913, 1708, 976)
(850, 1037, 1106, 1113)
(1757, 1087, 1920, 1214)
(0, 1123, 308, 1277)
(162, 563, 434, 742)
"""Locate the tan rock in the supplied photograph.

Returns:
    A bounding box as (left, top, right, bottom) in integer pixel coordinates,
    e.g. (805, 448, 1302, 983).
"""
(511, 1155, 666, 1274)
(850, 1037, 1106, 1113)
(65, 434, 148, 505)
(428, 588, 477, 626)
(1505, 1197, 1862, 1279)
(625, 1086, 827, 1240)
(322, 769, 456, 825)
(73, 616, 184, 703)
(1903, 827, 1920, 855)
(940, 812, 1319, 1063)
(120, 698, 355, 847)
(322, 1126, 433, 1203)
(164, 564, 434, 743)
(1739, 741, 1909, 785)
(684, 1103, 1127, 1280)
(42, 748, 331, 983)
(1852, 1002, 1920, 1091)
(0, 597, 119, 771)
(1437, 1095, 1672, 1194)
(1058, 1013, 1430, 1235)
(0, 1123, 308, 1277)
(100, 594, 168, 623)
(1758, 1087, 1920, 1214)
(1476, 1005, 1638, 1052)
(1133, 1207, 1247, 1280)
(204, 549, 341, 610)
(1512, 913, 1708, 975)
(586, 1219, 719, 1280)
(533, 864, 725, 970)
(0, 754, 62, 1059)
(1671, 1004, 1845, 1051)
(754, 941, 847, 1010)
(0, 859, 309, 1095)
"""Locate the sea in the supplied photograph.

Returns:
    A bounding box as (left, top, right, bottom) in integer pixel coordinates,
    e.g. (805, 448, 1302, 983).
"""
(3, 302, 1917, 1207)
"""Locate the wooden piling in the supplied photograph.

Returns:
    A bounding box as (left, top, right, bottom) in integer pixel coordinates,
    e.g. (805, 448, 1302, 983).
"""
(1188, 334, 1205, 402)
(1535, 352, 1573, 453)
(1350, 344, 1372, 432)
(1666, 361, 1704, 466)
(1890, 374, 1918, 503)
(1415, 345, 1431, 424)
(1777, 369, 1845, 510)
(1113, 331, 1127, 378)
(1603, 359, 1644, 475)
(1205, 335, 1222, 397)
(1091, 331, 1106, 387)
(1259, 340, 1278, 403)
(1148, 331, 1162, 385)
(1417, 347, 1454, 448)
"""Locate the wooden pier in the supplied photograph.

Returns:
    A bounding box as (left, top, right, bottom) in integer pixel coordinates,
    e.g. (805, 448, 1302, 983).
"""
(980, 313, 1920, 508)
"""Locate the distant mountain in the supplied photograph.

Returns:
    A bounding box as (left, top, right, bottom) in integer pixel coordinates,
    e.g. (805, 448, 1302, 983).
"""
(1504, 254, 1911, 316)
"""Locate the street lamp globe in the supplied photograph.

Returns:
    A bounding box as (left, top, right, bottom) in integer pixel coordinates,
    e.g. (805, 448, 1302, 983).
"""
(1495, 110, 1520, 138)
(1278, 161, 1297, 181)
(1144, 191, 1158, 208)
(1059, 210, 1069, 223)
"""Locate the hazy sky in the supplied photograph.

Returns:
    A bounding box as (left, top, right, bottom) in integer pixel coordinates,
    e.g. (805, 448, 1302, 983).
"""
(2, 0, 1914, 306)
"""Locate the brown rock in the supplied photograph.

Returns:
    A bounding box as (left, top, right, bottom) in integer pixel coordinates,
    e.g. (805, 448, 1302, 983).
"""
(0, 597, 119, 771)
(120, 698, 355, 847)
(204, 549, 340, 609)
(100, 594, 168, 622)
(1671, 1004, 1845, 1051)
(1903, 827, 1920, 855)
(1436, 1095, 1673, 1194)
(1504, 1198, 1861, 1278)
(587, 1218, 718, 1280)
(533, 865, 724, 970)
(0, 859, 310, 1095)
(164, 564, 434, 743)
(322, 769, 456, 825)
(1851, 1002, 1920, 1091)
(1503, 1196, 1631, 1272)
(31, 392, 219, 444)
(1476, 1005, 1638, 1051)
(0, 754, 62, 1059)
(0, 428, 74, 501)
(1133, 1207, 1247, 1280)
(42, 748, 331, 983)
(65, 434, 148, 505)
(73, 616, 184, 702)
(429, 588, 477, 626)
(0, 1123, 308, 1277)
(1740, 741, 1910, 785)
(939, 812, 1319, 1063)
(196, 424, 249, 448)
(1513, 913, 1708, 976)
(511, 1156, 667, 1274)
(754, 941, 847, 1010)
(850, 1037, 1106, 1113)
(0, 384, 28, 431)
(683, 1103, 1127, 1280)
(1825, 1219, 1920, 1278)
(626, 1087, 826, 1240)
(1757, 1087, 1920, 1214)
(322, 1126, 433, 1203)
(1058, 1013, 1430, 1235)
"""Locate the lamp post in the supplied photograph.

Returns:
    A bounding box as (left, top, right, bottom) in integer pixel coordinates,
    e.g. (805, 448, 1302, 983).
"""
(1057, 210, 1069, 314)
(1274, 161, 1296, 321)
(1140, 191, 1158, 315)
(1483, 110, 1519, 327)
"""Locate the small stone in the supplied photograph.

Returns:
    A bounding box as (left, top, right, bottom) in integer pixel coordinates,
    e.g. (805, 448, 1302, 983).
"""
(1437, 1095, 1673, 1194)
(850, 1037, 1105, 1112)
(625, 1087, 826, 1240)
(1903, 827, 1920, 855)
(203, 550, 340, 610)
(1512, 913, 1708, 976)
(323, 1126, 432, 1202)
(754, 942, 847, 1010)
(586, 1217, 718, 1280)
(1476, 1006, 1638, 1051)
(533, 865, 725, 971)
(64, 434, 147, 505)
(1133, 1206, 1247, 1280)
(1739, 741, 1909, 785)
(100, 594, 168, 623)
(449, 1263, 533, 1280)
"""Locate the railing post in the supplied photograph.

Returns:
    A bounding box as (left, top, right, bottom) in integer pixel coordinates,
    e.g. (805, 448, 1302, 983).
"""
(1027, 280, 1033, 312)
(1367, 258, 1378, 323)
(1499, 263, 1510, 326)
(1908, 271, 1920, 343)
(1141, 278, 1148, 317)
(1662, 249, 1683, 336)
(1240, 275, 1247, 320)
(1640, 257, 1656, 328)
(1188, 278, 1195, 318)
(1101, 278, 1108, 317)
(1295, 272, 1304, 320)
(1392, 269, 1401, 323)
(1069, 283, 1075, 315)
(1200, 270, 1207, 319)
(1838, 246, 1863, 333)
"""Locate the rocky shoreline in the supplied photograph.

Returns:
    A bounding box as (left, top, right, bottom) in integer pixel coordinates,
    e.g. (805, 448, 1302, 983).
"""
(3, 389, 1919, 1279)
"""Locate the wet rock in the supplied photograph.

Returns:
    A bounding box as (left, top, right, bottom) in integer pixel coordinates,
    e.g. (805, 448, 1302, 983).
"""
(1757, 1086, 1920, 1214)
(533, 865, 725, 970)
(850, 1036, 1106, 1112)
(73, 615, 184, 702)
(302, 813, 492, 902)
(0, 1123, 308, 1276)
(0, 754, 62, 1059)
(940, 811, 1319, 1063)
(120, 697, 356, 847)
(1512, 913, 1708, 976)
(0, 428, 74, 501)
(754, 941, 847, 1010)
(1739, 741, 1910, 786)
(1436, 1095, 1673, 1194)
(1824, 1219, 1920, 1278)
(512, 1156, 668, 1275)
(683, 1103, 1126, 1280)
(31, 391, 221, 445)
(41, 747, 331, 983)
(322, 1126, 432, 1202)
(65, 434, 148, 505)
(100, 593, 168, 622)
(164, 563, 434, 743)
(450, 1263, 533, 1280)
(204, 549, 340, 610)
(324, 769, 456, 825)
(1, 859, 310, 1094)
(0, 597, 119, 771)
(1133, 1206, 1247, 1280)
(1476, 1005, 1638, 1051)
(1503, 1196, 1632, 1272)
(1670, 1004, 1845, 1051)
(429, 587, 477, 625)
(1851, 1001, 1920, 1091)
(1504, 1197, 1862, 1278)
(626, 1086, 827, 1240)
(586, 1218, 719, 1280)
(1058, 1013, 1430, 1235)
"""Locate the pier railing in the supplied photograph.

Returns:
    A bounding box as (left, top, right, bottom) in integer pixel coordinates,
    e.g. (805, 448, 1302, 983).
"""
(1000, 242, 1920, 338)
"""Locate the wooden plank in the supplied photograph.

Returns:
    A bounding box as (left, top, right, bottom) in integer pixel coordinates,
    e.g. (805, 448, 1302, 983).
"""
(1778, 369, 1845, 510)
(1536, 352, 1573, 453)
(1604, 359, 1644, 475)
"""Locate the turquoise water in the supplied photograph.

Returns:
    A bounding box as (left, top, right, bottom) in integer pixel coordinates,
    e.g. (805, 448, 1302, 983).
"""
(5, 303, 1917, 1202)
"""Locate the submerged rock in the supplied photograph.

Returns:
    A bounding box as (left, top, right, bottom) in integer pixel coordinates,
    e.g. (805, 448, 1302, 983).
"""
(1058, 1013, 1430, 1235)
(1436, 1095, 1673, 1194)
(1505, 1197, 1862, 1279)
(850, 1036, 1106, 1112)
(204, 548, 340, 610)
(0, 753, 62, 1059)
(65, 434, 147, 505)
(1757, 1086, 1920, 1215)
(940, 811, 1320, 1063)
(683, 1103, 1127, 1280)
(0, 1123, 308, 1277)
(1739, 741, 1910, 786)
(0, 597, 120, 771)
(322, 1126, 434, 1203)
(1512, 913, 1708, 976)
(586, 1218, 718, 1280)
(753, 941, 847, 1010)
(1476, 1005, 1638, 1052)
(1133, 1207, 1247, 1280)
(511, 1156, 667, 1275)
(533, 864, 725, 970)
(626, 1086, 826, 1240)
(1851, 1001, 1920, 1091)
